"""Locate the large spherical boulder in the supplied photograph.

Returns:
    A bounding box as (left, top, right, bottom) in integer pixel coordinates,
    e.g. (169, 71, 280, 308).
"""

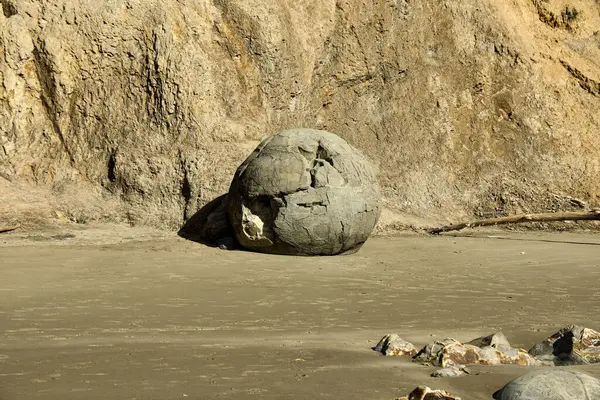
(227, 128, 381, 256)
(493, 370, 600, 400)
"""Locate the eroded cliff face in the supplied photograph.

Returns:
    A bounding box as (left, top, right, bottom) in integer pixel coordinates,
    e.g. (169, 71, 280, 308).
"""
(1, 0, 599, 229)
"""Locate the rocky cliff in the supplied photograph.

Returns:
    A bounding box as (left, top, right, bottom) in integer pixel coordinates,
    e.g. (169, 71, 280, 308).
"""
(1, 0, 599, 230)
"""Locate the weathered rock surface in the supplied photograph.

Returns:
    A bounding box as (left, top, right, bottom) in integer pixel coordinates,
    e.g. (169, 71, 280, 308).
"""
(1, 0, 600, 228)
(227, 128, 380, 255)
(395, 386, 462, 400)
(493, 370, 600, 400)
(374, 334, 418, 357)
(467, 332, 511, 349)
(414, 334, 540, 367)
(528, 325, 600, 365)
(413, 338, 464, 366)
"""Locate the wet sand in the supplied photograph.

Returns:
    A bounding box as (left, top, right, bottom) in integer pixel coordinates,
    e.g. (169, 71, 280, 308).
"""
(1, 231, 600, 399)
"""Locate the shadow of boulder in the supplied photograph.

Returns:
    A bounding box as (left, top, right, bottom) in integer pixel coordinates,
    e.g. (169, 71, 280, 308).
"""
(178, 194, 238, 249)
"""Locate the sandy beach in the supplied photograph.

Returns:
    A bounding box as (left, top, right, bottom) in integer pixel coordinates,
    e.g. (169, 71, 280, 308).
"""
(1, 229, 600, 399)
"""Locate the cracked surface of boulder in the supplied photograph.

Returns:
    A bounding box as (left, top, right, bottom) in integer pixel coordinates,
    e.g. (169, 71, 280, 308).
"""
(227, 128, 381, 256)
(493, 370, 600, 400)
(528, 325, 600, 365)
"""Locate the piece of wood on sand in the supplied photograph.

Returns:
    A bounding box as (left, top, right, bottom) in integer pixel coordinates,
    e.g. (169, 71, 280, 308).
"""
(0, 224, 20, 233)
(428, 209, 600, 235)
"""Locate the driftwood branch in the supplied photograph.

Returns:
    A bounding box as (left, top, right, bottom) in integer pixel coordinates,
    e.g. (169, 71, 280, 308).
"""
(428, 210, 600, 235)
(0, 224, 20, 233)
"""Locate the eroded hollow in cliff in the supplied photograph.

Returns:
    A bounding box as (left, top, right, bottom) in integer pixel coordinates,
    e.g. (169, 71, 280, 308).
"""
(0, 1, 17, 18)
(107, 153, 117, 183)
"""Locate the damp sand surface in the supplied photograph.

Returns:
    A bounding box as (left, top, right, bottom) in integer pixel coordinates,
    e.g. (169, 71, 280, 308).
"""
(1, 230, 600, 399)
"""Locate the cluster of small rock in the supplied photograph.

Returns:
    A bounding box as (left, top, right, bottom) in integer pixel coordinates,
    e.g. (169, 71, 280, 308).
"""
(412, 332, 540, 368)
(375, 325, 600, 399)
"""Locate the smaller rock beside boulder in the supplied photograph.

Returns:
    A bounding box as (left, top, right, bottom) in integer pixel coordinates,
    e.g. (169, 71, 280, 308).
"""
(431, 365, 470, 378)
(493, 370, 600, 400)
(395, 386, 462, 400)
(528, 325, 600, 365)
(373, 334, 418, 356)
(413, 333, 540, 367)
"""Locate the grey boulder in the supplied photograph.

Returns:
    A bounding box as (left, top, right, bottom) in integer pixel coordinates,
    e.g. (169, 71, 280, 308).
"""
(228, 128, 381, 256)
(493, 370, 600, 400)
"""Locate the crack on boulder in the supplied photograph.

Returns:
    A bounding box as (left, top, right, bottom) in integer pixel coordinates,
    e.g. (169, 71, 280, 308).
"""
(309, 142, 342, 188)
(297, 200, 326, 208)
(298, 146, 315, 162)
(310, 160, 324, 188)
(316, 143, 334, 165)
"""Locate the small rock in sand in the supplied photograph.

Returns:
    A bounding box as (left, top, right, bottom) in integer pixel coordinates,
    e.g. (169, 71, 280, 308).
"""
(431, 365, 471, 378)
(395, 386, 462, 400)
(373, 334, 417, 356)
